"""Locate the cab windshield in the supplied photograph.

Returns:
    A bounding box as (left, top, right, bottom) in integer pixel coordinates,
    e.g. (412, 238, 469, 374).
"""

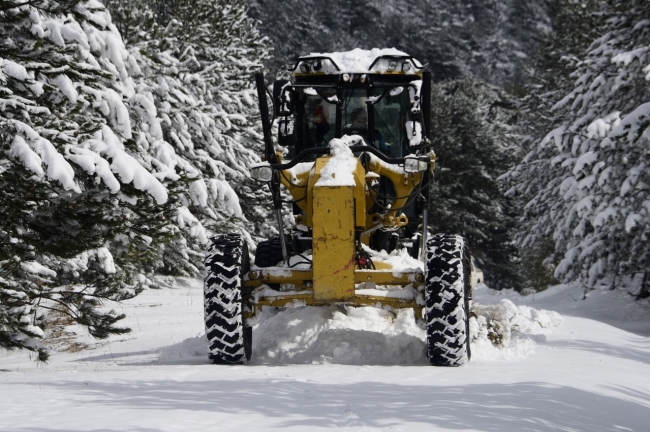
(370, 84, 413, 158)
(298, 82, 416, 157)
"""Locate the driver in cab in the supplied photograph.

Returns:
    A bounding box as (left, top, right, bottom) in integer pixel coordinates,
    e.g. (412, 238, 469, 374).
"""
(345, 108, 389, 154)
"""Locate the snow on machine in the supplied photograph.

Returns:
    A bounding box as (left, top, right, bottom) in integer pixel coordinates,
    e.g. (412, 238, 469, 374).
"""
(204, 49, 472, 366)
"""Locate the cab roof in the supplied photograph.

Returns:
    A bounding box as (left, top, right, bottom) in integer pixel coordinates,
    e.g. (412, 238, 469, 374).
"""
(290, 48, 426, 77)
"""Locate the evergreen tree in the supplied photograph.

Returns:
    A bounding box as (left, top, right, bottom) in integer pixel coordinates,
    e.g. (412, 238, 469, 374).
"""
(505, 0, 650, 292)
(0, 0, 175, 360)
(106, 0, 275, 276)
(500, 0, 607, 291)
(429, 79, 521, 289)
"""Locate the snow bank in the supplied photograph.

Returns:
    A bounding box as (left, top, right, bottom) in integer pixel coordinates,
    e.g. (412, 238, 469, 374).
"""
(251, 306, 427, 365)
(160, 291, 563, 365)
(470, 288, 564, 361)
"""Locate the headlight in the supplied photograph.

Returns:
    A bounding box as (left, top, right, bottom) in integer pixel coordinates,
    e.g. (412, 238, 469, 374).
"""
(250, 164, 273, 182)
(404, 156, 429, 173)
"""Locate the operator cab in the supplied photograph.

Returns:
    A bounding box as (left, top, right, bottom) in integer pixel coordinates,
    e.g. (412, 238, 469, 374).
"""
(273, 49, 430, 159)
(265, 49, 432, 253)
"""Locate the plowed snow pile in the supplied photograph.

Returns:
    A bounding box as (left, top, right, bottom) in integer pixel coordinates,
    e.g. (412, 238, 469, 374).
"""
(470, 293, 563, 361)
(161, 283, 562, 364)
(250, 306, 425, 365)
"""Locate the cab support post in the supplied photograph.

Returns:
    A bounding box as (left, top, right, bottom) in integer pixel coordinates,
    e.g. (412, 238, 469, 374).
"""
(255, 72, 287, 261)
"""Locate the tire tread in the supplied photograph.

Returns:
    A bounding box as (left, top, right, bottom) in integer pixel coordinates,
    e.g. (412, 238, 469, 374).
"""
(424, 233, 471, 366)
(204, 233, 250, 364)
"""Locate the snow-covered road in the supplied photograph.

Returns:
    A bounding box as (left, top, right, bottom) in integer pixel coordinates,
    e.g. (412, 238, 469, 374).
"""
(1, 279, 649, 431)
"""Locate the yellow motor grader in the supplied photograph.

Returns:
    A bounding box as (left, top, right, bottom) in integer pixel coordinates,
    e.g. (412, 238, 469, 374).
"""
(204, 49, 472, 366)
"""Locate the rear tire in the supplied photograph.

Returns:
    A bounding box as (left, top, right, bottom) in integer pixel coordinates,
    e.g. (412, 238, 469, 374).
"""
(254, 237, 283, 267)
(204, 233, 252, 364)
(424, 234, 471, 366)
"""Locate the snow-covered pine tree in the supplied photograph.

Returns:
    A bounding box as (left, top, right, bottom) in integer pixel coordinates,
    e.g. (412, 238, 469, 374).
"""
(500, 0, 607, 292)
(103, 0, 154, 45)
(505, 0, 650, 293)
(429, 79, 522, 289)
(106, 0, 274, 276)
(0, 0, 175, 360)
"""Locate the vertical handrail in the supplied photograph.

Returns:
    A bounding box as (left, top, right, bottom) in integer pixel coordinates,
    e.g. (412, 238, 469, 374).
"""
(255, 72, 287, 261)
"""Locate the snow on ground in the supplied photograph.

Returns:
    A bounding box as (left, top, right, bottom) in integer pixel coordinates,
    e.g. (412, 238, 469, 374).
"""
(1, 277, 650, 431)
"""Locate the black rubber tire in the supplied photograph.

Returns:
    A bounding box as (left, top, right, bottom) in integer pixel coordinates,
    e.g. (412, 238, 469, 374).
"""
(424, 233, 471, 366)
(204, 233, 252, 364)
(254, 237, 283, 267)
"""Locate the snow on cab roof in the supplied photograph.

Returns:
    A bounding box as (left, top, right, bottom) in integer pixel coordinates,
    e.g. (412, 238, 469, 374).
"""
(293, 48, 425, 75)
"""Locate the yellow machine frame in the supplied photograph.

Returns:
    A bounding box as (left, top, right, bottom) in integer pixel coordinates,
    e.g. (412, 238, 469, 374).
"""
(242, 152, 433, 319)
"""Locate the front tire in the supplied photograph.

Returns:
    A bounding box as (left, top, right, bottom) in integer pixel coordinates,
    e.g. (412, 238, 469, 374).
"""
(204, 233, 252, 364)
(424, 234, 471, 366)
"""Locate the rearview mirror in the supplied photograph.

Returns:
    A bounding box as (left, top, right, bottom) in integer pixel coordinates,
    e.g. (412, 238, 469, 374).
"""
(273, 80, 293, 117)
(278, 118, 295, 147)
